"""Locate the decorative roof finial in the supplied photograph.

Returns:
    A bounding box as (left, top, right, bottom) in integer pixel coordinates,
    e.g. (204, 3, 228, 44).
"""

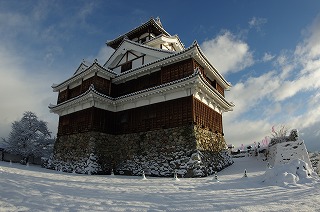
(94, 58, 98, 63)
(155, 16, 163, 28)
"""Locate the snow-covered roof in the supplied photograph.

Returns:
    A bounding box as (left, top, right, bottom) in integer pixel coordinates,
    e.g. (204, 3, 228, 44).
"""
(107, 17, 171, 49)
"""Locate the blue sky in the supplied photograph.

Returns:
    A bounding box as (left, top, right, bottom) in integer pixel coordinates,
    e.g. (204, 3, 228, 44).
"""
(0, 0, 319, 151)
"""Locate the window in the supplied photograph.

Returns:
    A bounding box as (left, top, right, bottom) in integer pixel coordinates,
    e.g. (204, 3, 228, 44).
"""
(121, 61, 132, 72)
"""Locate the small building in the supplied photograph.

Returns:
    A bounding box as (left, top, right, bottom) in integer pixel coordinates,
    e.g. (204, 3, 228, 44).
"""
(49, 18, 234, 177)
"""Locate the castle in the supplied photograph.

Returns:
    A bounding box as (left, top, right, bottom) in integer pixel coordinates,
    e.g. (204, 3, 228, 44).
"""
(49, 18, 234, 177)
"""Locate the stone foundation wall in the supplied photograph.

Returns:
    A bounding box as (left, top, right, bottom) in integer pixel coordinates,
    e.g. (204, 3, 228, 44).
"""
(52, 125, 233, 177)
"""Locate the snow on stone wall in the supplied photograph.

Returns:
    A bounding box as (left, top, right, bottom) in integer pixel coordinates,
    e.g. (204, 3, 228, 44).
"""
(51, 125, 233, 177)
(267, 140, 312, 168)
(44, 153, 102, 175)
(309, 152, 320, 174)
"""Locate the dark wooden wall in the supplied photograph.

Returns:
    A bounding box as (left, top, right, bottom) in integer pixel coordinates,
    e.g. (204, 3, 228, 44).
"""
(58, 96, 223, 136)
(115, 96, 193, 134)
(57, 75, 111, 104)
(112, 71, 161, 97)
(112, 58, 195, 97)
(58, 108, 115, 136)
(193, 98, 223, 133)
(161, 59, 194, 84)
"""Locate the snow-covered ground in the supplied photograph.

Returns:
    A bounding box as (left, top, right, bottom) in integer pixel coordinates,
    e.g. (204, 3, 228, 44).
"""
(1, 157, 319, 211)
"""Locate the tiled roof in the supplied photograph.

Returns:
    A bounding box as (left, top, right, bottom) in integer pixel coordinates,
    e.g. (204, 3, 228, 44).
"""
(52, 61, 117, 91)
(107, 18, 171, 49)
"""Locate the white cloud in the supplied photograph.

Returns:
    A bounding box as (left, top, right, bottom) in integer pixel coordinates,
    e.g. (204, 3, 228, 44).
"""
(272, 16, 320, 102)
(32, 1, 51, 21)
(262, 52, 275, 62)
(248, 17, 267, 32)
(77, 2, 96, 24)
(96, 45, 115, 64)
(85, 45, 114, 65)
(223, 118, 272, 148)
(295, 14, 320, 60)
(263, 102, 282, 117)
(273, 70, 320, 101)
(225, 71, 280, 118)
(224, 14, 320, 151)
(200, 31, 254, 75)
(0, 46, 58, 139)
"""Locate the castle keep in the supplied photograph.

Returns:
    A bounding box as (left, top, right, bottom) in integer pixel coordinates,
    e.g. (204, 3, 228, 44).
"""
(49, 18, 234, 177)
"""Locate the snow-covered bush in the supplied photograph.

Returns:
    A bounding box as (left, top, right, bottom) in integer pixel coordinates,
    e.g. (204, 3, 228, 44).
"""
(2, 111, 54, 164)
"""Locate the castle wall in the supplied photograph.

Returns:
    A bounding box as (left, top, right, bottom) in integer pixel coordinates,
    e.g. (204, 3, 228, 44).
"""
(53, 125, 233, 177)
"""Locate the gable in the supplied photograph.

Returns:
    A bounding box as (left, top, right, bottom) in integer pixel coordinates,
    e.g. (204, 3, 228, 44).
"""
(103, 39, 173, 74)
(73, 61, 90, 75)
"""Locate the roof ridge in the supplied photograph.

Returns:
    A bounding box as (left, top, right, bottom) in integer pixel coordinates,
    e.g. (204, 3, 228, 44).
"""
(106, 17, 171, 48)
(52, 62, 116, 90)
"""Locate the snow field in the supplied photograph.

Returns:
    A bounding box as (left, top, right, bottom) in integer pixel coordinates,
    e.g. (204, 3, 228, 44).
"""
(0, 157, 319, 211)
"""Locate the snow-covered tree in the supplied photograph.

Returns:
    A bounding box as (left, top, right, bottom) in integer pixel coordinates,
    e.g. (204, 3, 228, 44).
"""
(2, 111, 54, 163)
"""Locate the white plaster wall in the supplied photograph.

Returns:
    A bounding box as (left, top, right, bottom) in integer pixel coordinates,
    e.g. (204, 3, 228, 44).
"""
(165, 90, 188, 101)
(150, 96, 165, 104)
(122, 102, 136, 110)
(68, 80, 81, 89)
(132, 58, 143, 69)
(113, 66, 121, 74)
(136, 99, 150, 107)
(144, 55, 159, 64)
(83, 72, 95, 81)
(127, 53, 136, 61)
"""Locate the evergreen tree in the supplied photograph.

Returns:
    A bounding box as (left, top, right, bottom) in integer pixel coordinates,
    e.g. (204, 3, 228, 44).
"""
(3, 111, 54, 163)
